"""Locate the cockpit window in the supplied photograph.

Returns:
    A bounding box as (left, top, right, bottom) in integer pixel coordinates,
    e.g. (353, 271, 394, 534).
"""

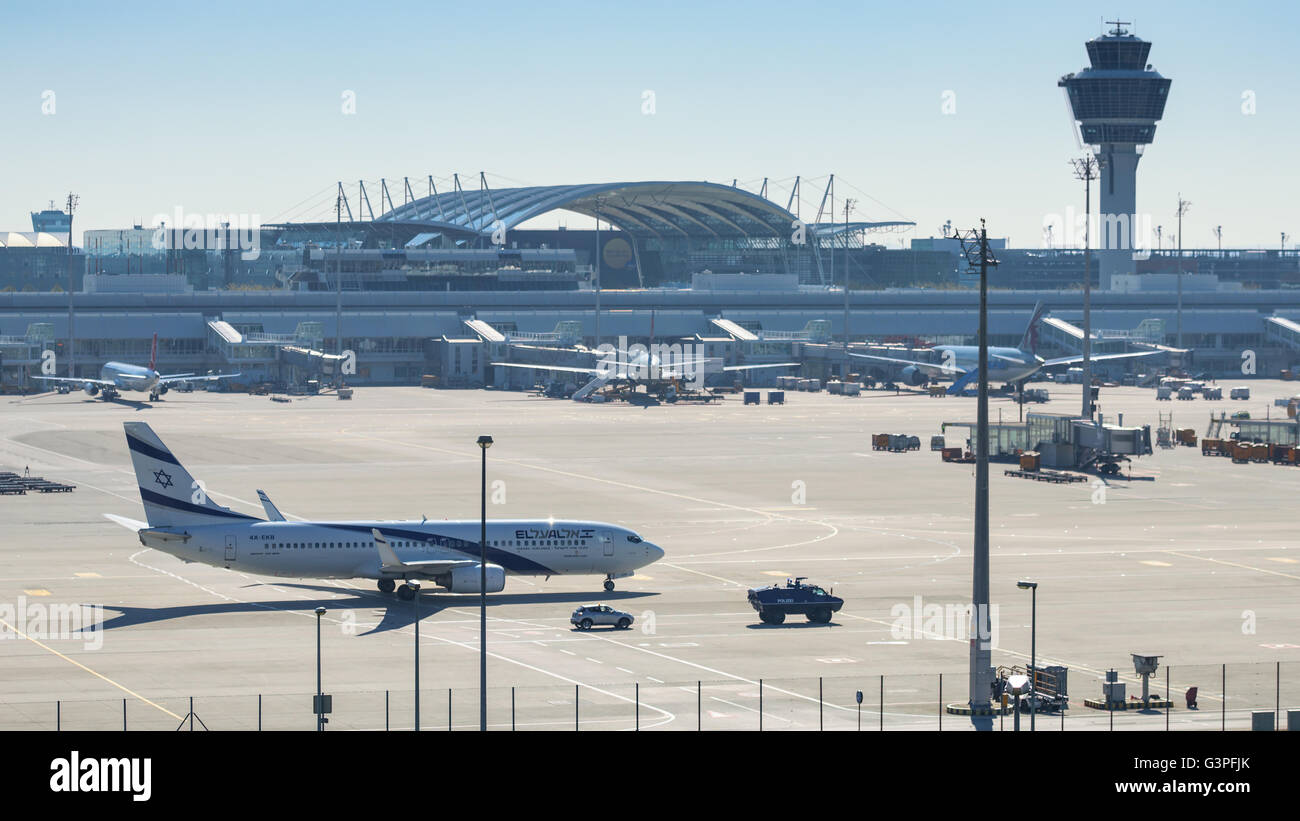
(626, 534, 642, 543)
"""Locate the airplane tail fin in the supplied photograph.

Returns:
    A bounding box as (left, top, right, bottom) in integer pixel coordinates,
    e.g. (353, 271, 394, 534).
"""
(148, 333, 158, 371)
(1019, 302, 1046, 355)
(123, 422, 258, 528)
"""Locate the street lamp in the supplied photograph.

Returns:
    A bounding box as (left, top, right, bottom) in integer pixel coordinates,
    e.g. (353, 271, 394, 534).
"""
(477, 434, 494, 732)
(1070, 156, 1102, 418)
(1017, 580, 1038, 731)
(411, 579, 421, 731)
(314, 606, 326, 732)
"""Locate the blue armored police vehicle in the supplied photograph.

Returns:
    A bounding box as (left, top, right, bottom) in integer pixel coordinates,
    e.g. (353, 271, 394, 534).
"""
(748, 577, 843, 625)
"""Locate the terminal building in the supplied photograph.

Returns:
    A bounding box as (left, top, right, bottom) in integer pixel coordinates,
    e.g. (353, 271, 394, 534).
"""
(2, 170, 1299, 389)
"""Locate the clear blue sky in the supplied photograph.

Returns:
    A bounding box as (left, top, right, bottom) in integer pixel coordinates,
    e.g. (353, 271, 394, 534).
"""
(2, 0, 1296, 249)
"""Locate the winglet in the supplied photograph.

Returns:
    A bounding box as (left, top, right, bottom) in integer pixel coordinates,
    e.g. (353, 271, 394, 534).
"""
(256, 489, 286, 522)
(372, 528, 405, 570)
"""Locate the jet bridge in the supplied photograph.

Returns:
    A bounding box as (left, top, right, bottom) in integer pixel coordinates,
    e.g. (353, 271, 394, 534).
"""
(710, 318, 759, 341)
(1266, 316, 1300, 352)
(1039, 316, 1085, 354)
(463, 318, 506, 343)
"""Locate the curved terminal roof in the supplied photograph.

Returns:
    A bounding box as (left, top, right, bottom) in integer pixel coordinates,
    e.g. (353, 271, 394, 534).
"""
(376, 181, 801, 240)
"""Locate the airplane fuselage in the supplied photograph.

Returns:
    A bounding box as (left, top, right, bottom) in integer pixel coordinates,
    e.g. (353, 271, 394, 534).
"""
(930, 346, 1042, 384)
(141, 518, 662, 582)
(101, 362, 162, 393)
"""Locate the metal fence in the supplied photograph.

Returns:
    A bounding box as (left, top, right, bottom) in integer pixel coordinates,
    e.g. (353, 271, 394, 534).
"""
(5, 661, 1299, 731)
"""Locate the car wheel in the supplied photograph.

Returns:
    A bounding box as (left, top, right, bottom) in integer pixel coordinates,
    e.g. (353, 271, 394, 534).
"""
(616, 617, 631, 629)
(580, 618, 593, 630)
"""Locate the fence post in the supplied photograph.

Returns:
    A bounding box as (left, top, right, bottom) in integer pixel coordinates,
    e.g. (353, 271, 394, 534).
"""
(635, 682, 639, 732)
(1222, 664, 1226, 731)
(575, 684, 579, 731)
(259, 694, 263, 731)
(879, 675, 883, 731)
(385, 690, 388, 732)
(1277, 661, 1281, 730)
(56, 700, 60, 732)
(190, 696, 194, 732)
(758, 679, 763, 731)
(1165, 667, 1170, 731)
(697, 681, 701, 731)
(123, 698, 126, 732)
(512, 687, 515, 732)
(448, 688, 452, 732)
(939, 673, 943, 731)
(818, 677, 823, 731)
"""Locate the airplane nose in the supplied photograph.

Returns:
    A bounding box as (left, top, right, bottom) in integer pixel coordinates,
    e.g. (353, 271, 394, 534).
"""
(647, 543, 665, 563)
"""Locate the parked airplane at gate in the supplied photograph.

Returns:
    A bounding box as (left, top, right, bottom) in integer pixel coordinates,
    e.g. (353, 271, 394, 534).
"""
(106, 422, 664, 597)
(493, 345, 797, 401)
(849, 303, 1162, 392)
(35, 334, 240, 401)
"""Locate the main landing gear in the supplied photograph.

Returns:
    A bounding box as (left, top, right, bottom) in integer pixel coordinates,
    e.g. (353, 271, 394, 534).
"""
(379, 579, 421, 601)
(603, 575, 616, 593)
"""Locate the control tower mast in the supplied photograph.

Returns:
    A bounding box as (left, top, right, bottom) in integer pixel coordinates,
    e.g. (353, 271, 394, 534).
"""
(1059, 21, 1171, 289)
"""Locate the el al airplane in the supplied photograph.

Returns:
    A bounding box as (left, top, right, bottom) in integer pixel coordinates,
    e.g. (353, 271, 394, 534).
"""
(35, 333, 240, 401)
(106, 422, 664, 598)
(493, 346, 798, 402)
(849, 303, 1163, 393)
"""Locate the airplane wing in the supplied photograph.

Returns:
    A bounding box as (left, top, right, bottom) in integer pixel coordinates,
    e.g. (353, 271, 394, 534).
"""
(159, 372, 240, 384)
(256, 489, 287, 522)
(372, 528, 478, 576)
(847, 352, 966, 375)
(491, 361, 603, 376)
(991, 352, 1031, 365)
(33, 375, 118, 387)
(1040, 351, 1164, 368)
(723, 361, 800, 372)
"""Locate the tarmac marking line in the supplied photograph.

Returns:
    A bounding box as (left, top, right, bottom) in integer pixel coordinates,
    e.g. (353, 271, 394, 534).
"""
(0, 616, 182, 721)
(1166, 550, 1300, 581)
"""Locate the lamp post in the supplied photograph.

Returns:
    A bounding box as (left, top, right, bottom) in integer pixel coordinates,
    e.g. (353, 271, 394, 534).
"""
(1070, 156, 1101, 418)
(314, 606, 326, 732)
(1017, 580, 1038, 731)
(1175, 195, 1191, 349)
(843, 198, 856, 378)
(477, 434, 494, 731)
(411, 579, 421, 731)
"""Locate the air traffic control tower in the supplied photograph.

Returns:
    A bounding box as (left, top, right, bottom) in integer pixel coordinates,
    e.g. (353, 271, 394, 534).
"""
(1059, 21, 1171, 289)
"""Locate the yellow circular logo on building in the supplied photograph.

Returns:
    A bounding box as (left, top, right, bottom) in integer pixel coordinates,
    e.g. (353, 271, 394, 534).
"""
(602, 237, 633, 270)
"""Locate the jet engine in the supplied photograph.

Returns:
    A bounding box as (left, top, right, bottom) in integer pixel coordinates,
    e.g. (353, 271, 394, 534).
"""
(900, 366, 928, 386)
(83, 383, 100, 396)
(158, 384, 169, 395)
(442, 563, 505, 593)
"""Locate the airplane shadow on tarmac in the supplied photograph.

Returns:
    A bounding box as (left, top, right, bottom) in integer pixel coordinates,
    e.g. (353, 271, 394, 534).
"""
(93, 582, 657, 636)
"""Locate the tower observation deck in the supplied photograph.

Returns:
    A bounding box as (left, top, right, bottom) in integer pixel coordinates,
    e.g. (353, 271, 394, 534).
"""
(1059, 21, 1171, 289)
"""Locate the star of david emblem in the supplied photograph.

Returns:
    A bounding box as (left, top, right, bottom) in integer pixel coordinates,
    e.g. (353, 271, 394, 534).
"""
(153, 469, 173, 489)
